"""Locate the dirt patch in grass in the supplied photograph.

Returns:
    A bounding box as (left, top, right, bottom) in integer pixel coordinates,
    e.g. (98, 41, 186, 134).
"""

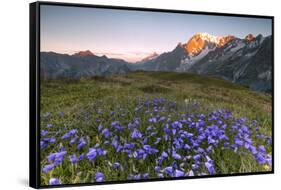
(139, 84, 171, 94)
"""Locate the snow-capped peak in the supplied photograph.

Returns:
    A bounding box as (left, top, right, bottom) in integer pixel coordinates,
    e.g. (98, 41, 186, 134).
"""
(245, 34, 255, 42)
(217, 35, 236, 47)
(191, 32, 221, 44)
(183, 32, 236, 56)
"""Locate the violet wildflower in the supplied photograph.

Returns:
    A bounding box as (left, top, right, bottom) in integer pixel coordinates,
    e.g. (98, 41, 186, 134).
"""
(87, 148, 97, 161)
(258, 145, 266, 154)
(102, 128, 110, 138)
(95, 172, 104, 182)
(43, 164, 55, 173)
(69, 136, 78, 145)
(188, 170, 194, 176)
(131, 129, 142, 139)
(172, 151, 182, 160)
(235, 139, 244, 146)
(155, 166, 161, 172)
(256, 153, 266, 164)
(143, 173, 149, 179)
(69, 129, 77, 135)
(149, 117, 157, 123)
(161, 151, 168, 158)
(193, 154, 201, 161)
(69, 155, 78, 164)
(46, 124, 53, 128)
(143, 145, 159, 154)
(47, 153, 57, 162)
(96, 147, 107, 156)
(77, 137, 87, 150)
(174, 169, 185, 177)
(134, 174, 141, 180)
(54, 151, 67, 165)
(124, 143, 135, 149)
(40, 141, 47, 149)
(113, 162, 120, 169)
(61, 129, 77, 140)
(58, 111, 64, 116)
(265, 137, 272, 145)
(164, 166, 173, 176)
(98, 125, 103, 131)
(205, 162, 216, 174)
(112, 139, 119, 149)
(41, 130, 48, 136)
(43, 137, 56, 143)
(78, 153, 85, 161)
(154, 137, 161, 144)
(172, 121, 182, 129)
(266, 155, 272, 166)
(49, 178, 60, 185)
(157, 173, 164, 178)
(249, 145, 258, 155)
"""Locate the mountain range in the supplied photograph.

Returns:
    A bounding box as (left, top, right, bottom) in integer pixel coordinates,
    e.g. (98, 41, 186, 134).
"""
(40, 32, 273, 92)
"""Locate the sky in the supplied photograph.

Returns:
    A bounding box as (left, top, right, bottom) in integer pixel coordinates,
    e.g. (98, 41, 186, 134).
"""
(40, 5, 272, 62)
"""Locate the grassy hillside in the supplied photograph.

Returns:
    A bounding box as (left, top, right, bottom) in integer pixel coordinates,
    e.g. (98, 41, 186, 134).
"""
(40, 71, 272, 185)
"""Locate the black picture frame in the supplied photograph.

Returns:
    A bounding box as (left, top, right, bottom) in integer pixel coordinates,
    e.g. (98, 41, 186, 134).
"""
(29, 1, 274, 189)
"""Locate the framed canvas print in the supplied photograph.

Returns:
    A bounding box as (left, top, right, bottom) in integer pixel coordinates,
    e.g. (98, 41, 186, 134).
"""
(29, 1, 274, 188)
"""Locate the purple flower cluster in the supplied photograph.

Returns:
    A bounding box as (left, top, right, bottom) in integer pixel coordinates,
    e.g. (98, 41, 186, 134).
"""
(41, 97, 272, 184)
(43, 150, 67, 173)
(49, 178, 60, 185)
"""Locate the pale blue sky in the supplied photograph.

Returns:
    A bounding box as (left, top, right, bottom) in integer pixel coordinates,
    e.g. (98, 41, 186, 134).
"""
(40, 5, 272, 62)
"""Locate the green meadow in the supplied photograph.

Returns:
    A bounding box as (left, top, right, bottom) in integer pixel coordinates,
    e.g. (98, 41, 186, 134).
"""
(40, 71, 272, 185)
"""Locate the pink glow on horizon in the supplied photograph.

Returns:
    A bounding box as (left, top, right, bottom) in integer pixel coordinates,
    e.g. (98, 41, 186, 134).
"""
(41, 48, 162, 63)
(41, 5, 271, 63)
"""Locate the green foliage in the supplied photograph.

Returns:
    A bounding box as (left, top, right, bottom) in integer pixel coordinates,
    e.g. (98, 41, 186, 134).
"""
(40, 71, 272, 185)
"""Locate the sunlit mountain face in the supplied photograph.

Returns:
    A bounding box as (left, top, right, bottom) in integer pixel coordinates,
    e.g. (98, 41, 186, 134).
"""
(182, 32, 243, 56)
(73, 50, 95, 57)
(245, 34, 255, 42)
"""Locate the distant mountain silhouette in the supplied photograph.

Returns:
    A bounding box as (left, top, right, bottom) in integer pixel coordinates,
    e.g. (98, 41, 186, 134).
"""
(40, 32, 272, 92)
(40, 51, 130, 79)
